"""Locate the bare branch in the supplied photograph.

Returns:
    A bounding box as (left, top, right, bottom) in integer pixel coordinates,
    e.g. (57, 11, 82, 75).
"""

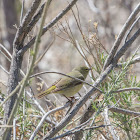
(13, 0, 41, 48)
(125, 16, 140, 42)
(113, 28, 140, 64)
(29, 102, 71, 140)
(19, 0, 78, 55)
(20, 0, 25, 25)
(49, 125, 108, 140)
(111, 87, 140, 93)
(109, 106, 140, 117)
(103, 3, 140, 69)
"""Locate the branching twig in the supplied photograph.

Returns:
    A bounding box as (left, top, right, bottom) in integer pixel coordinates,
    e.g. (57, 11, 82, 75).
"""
(26, 91, 55, 125)
(19, 0, 78, 55)
(29, 102, 71, 140)
(14, 0, 41, 47)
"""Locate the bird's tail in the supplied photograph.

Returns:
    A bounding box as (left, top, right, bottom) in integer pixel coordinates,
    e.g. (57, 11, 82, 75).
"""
(35, 85, 56, 99)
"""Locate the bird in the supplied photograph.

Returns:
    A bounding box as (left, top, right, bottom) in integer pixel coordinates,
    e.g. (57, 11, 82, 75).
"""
(35, 66, 90, 99)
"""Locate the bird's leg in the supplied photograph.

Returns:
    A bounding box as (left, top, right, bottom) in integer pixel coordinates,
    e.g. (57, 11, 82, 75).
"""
(62, 95, 78, 115)
(62, 94, 72, 102)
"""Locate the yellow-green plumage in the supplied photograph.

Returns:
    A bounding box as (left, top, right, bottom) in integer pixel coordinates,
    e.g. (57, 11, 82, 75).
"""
(36, 66, 90, 99)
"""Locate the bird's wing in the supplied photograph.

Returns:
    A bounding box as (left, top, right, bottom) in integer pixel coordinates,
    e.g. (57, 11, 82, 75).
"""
(35, 71, 84, 98)
(53, 71, 84, 92)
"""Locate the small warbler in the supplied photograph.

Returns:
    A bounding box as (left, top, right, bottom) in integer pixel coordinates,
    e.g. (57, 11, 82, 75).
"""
(36, 66, 90, 99)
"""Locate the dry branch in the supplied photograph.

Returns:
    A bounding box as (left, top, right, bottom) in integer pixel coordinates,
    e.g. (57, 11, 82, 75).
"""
(103, 3, 140, 69)
(109, 106, 140, 117)
(19, 0, 79, 55)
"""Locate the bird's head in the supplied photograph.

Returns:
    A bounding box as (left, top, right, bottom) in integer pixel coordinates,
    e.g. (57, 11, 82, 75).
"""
(73, 66, 91, 78)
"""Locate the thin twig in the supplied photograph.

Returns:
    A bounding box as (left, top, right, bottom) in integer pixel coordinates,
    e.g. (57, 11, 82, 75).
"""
(13, 119, 16, 140)
(0, 50, 11, 62)
(125, 16, 140, 42)
(109, 106, 140, 117)
(0, 80, 23, 108)
(34, 32, 55, 66)
(111, 87, 140, 93)
(0, 65, 9, 75)
(0, 44, 12, 58)
(20, 0, 25, 25)
(26, 91, 55, 125)
(49, 125, 109, 140)
(0, 125, 13, 128)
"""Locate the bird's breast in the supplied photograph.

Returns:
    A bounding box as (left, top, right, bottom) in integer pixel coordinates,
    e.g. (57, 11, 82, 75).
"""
(58, 83, 83, 97)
